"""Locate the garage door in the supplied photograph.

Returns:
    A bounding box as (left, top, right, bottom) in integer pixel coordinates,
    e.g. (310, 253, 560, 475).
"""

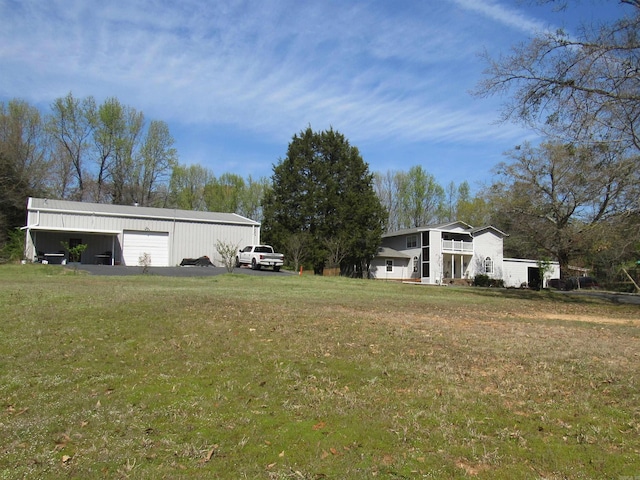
(122, 231, 169, 267)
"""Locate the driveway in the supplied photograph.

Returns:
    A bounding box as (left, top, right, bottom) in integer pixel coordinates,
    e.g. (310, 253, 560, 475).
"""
(74, 264, 292, 277)
(555, 289, 640, 305)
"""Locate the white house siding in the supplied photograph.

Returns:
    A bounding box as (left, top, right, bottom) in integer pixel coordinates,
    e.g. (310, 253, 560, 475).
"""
(469, 230, 504, 280)
(23, 198, 260, 266)
(374, 233, 421, 281)
(369, 257, 410, 280)
(503, 258, 560, 288)
(423, 230, 441, 284)
(423, 227, 474, 285)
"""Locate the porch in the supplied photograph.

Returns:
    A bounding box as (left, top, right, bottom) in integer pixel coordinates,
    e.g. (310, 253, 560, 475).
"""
(442, 252, 472, 280)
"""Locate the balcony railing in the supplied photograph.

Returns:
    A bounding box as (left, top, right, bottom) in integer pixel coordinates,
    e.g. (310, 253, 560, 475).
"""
(442, 240, 473, 253)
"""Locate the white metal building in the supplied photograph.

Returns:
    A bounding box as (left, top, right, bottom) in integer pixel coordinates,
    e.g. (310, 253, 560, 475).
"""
(23, 197, 260, 267)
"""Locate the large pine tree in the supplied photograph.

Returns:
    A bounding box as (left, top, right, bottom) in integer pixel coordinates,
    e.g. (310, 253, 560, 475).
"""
(262, 127, 387, 276)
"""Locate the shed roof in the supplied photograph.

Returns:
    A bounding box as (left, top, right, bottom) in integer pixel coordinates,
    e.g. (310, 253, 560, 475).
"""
(27, 198, 260, 226)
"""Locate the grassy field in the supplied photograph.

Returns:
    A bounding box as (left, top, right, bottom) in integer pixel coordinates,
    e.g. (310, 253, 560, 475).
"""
(1, 264, 639, 479)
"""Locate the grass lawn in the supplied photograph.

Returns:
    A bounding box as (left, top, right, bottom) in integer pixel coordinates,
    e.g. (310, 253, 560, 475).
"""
(1, 264, 639, 479)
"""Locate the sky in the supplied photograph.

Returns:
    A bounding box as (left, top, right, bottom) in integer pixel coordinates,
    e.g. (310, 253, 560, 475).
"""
(0, 0, 625, 192)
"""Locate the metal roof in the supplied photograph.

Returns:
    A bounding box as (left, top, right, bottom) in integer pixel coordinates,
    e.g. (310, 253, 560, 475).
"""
(28, 197, 260, 226)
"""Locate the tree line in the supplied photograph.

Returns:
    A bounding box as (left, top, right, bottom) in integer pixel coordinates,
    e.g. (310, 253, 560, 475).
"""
(0, 93, 272, 237)
(2, 94, 638, 285)
(2, 0, 640, 286)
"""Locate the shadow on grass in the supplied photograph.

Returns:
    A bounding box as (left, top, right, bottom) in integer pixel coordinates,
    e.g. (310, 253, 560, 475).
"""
(463, 285, 625, 305)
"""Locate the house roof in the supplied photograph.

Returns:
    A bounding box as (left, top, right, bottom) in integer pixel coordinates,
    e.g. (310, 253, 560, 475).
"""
(27, 197, 260, 226)
(376, 247, 411, 259)
(382, 221, 475, 238)
(469, 225, 509, 237)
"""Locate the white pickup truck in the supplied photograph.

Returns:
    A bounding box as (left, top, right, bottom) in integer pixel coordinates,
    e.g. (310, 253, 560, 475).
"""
(235, 245, 284, 271)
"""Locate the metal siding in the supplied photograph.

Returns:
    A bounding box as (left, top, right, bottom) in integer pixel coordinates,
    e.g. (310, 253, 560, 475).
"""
(25, 198, 262, 267)
(170, 221, 259, 266)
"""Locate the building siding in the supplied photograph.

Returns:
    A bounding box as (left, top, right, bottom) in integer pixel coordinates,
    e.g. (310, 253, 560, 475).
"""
(503, 258, 561, 288)
(24, 198, 260, 266)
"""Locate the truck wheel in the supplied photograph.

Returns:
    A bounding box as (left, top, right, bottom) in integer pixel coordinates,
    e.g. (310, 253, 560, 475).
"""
(274, 266, 281, 272)
(235, 256, 240, 268)
(251, 258, 260, 270)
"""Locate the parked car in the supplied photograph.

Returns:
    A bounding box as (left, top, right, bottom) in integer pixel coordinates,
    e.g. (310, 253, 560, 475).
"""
(235, 245, 284, 271)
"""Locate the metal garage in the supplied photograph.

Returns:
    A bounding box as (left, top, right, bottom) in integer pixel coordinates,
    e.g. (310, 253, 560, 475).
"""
(23, 198, 261, 267)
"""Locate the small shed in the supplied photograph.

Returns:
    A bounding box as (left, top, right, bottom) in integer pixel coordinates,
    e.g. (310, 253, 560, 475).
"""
(23, 197, 260, 267)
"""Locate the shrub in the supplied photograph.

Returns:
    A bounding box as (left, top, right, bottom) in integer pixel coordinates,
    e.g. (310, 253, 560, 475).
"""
(216, 240, 239, 273)
(0, 228, 25, 263)
(473, 274, 504, 288)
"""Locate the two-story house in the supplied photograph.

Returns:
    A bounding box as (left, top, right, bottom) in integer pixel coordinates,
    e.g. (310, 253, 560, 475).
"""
(370, 221, 559, 288)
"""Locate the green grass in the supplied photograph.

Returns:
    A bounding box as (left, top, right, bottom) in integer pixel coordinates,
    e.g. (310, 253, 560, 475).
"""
(1, 264, 639, 479)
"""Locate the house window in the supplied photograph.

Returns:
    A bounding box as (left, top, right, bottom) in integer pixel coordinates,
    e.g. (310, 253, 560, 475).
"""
(422, 261, 430, 278)
(484, 257, 494, 274)
(386, 260, 393, 272)
(406, 235, 417, 248)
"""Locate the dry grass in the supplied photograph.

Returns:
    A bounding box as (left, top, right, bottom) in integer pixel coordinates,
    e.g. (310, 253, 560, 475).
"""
(0, 264, 639, 479)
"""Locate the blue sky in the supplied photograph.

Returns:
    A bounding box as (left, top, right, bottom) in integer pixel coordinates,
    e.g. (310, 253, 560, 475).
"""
(0, 0, 623, 191)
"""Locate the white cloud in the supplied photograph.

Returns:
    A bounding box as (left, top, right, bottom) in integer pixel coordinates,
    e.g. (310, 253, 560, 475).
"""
(1, 0, 539, 184)
(448, 0, 552, 36)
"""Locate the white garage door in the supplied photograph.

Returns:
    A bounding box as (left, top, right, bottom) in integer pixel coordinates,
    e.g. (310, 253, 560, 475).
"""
(123, 231, 169, 267)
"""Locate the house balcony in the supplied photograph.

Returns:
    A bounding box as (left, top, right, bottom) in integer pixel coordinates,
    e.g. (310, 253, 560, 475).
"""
(442, 239, 473, 253)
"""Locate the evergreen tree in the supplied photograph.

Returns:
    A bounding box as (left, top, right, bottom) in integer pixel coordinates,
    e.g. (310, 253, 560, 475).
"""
(262, 127, 387, 276)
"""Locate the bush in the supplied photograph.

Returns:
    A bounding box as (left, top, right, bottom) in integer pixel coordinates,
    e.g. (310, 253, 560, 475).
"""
(216, 240, 239, 273)
(0, 228, 25, 263)
(473, 274, 504, 288)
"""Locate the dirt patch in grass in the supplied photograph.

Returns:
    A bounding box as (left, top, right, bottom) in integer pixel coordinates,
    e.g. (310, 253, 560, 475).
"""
(536, 312, 639, 325)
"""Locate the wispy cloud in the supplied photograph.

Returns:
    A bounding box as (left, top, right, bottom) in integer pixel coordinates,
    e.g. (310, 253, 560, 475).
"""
(448, 0, 552, 36)
(1, 0, 544, 183)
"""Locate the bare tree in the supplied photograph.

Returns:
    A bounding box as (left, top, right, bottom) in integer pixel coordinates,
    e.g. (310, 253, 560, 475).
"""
(489, 141, 638, 275)
(283, 232, 309, 273)
(476, 2, 640, 168)
(47, 93, 96, 200)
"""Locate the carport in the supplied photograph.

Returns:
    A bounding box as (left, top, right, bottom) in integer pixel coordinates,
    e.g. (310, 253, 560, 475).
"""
(24, 226, 120, 265)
